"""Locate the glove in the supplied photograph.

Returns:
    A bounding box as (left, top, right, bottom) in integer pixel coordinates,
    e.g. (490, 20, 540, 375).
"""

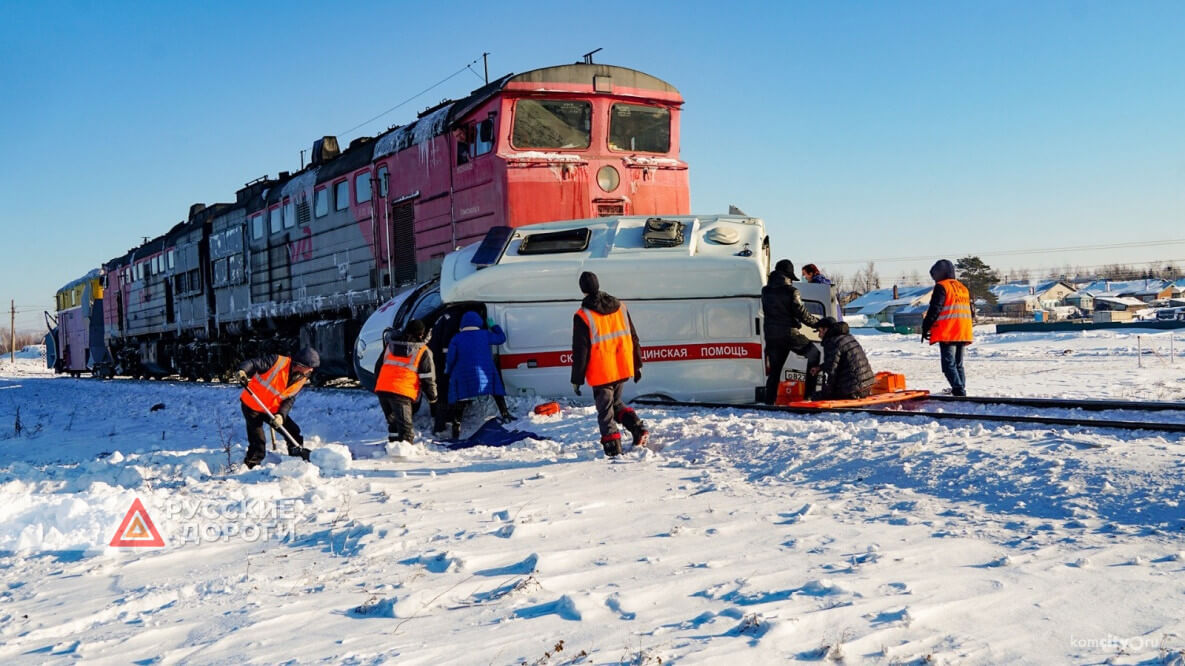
(921, 330, 930, 342)
(271, 414, 284, 429)
(572, 383, 582, 396)
(486, 317, 496, 328)
(236, 370, 249, 387)
(633, 369, 642, 383)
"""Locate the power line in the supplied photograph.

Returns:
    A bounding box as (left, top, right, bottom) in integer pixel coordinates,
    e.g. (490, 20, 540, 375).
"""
(337, 54, 488, 141)
(819, 238, 1185, 266)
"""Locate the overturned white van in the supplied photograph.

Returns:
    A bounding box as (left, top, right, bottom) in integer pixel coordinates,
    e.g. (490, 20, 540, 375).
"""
(355, 214, 837, 404)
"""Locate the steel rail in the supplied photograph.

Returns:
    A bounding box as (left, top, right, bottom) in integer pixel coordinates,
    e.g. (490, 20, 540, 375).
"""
(631, 398, 1185, 434)
(923, 394, 1185, 412)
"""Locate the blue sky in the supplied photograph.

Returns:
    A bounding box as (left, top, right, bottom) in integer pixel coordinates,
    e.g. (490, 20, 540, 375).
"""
(2, 1, 1183, 330)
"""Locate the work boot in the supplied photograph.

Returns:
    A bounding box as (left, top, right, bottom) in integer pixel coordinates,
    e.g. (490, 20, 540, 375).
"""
(601, 435, 622, 457)
(634, 430, 651, 450)
(499, 409, 514, 423)
(244, 457, 262, 470)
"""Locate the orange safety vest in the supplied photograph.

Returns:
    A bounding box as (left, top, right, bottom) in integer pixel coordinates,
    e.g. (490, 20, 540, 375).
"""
(240, 356, 307, 413)
(375, 344, 428, 399)
(929, 279, 973, 344)
(577, 305, 634, 387)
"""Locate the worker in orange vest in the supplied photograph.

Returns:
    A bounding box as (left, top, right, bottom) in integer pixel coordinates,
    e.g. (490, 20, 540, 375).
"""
(571, 271, 649, 456)
(235, 347, 319, 468)
(372, 319, 437, 443)
(921, 259, 973, 396)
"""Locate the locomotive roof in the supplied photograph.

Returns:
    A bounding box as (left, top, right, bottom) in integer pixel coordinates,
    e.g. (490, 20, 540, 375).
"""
(441, 214, 767, 304)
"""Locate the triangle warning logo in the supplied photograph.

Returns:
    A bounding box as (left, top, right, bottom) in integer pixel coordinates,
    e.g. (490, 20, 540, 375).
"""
(109, 497, 166, 548)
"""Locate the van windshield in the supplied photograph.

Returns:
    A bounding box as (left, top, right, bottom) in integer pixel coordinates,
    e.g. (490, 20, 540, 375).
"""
(512, 100, 591, 149)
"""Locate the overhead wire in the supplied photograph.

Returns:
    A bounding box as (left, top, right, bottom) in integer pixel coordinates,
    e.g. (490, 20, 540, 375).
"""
(336, 54, 488, 141)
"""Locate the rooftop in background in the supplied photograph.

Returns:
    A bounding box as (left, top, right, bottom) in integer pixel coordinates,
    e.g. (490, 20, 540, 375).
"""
(842, 285, 933, 316)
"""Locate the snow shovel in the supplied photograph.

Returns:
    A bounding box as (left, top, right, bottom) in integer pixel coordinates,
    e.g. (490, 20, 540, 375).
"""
(243, 384, 301, 451)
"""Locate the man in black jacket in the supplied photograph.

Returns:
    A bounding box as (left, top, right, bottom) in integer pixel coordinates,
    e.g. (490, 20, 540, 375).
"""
(428, 309, 461, 435)
(761, 260, 821, 404)
(236, 346, 319, 468)
(812, 317, 875, 400)
(571, 271, 648, 456)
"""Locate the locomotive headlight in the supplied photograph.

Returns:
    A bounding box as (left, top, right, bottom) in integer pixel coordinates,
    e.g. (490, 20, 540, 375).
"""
(596, 165, 620, 192)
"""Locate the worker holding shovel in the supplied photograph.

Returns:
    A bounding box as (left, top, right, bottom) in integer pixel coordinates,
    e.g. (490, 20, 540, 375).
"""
(236, 347, 319, 468)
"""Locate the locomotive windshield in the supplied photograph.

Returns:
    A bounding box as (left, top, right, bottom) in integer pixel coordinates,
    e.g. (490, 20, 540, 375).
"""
(609, 104, 670, 153)
(512, 100, 591, 149)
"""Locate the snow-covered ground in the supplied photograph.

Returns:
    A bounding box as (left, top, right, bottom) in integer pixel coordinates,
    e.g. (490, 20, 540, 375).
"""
(1, 328, 1184, 664)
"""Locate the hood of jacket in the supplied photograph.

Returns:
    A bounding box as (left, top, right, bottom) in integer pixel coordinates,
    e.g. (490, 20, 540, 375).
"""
(580, 290, 622, 315)
(459, 311, 484, 330)
(930, 259, 956, 282)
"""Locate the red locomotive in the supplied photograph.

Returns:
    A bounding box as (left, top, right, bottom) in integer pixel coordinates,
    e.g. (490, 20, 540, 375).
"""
(57, 61, 689, 380)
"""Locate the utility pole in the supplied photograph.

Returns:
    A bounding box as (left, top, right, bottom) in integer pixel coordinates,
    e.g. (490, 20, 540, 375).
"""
(9, 300, 14, 364)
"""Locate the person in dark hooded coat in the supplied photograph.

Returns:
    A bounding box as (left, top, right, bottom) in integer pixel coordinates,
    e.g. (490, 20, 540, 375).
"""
(921, 259, 973, 396)
(761, 260, 822, 403)
(372, 319, 437, 443)
(428, 309, 462, 435)
(812, 317, 875, 400)
(445, 311, 513, 438)
(571, 271, 648, 456)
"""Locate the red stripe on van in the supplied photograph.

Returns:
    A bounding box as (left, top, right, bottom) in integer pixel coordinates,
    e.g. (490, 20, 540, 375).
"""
(498, 342, 762, 369)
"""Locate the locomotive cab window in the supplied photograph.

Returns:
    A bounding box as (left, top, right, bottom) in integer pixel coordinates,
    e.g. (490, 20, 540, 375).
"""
(334, 180, 349, 211)
(475, 117, 495, 156)
(512, 99, 591, 149)
(376, 166, 389, 198)
(251, 214, 264, 239)
(314, 188, 329, 218)
(355, 171, 371, 204)
(270, 207, 282, 234)
(609, 104, 670, 153)
(283, 200, 295, 229)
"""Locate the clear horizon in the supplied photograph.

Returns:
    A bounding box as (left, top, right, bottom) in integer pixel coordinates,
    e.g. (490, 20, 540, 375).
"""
(2, 1, 1182, 330)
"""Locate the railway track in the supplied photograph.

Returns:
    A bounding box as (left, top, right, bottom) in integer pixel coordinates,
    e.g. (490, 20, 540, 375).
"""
(632, 395, 1185, 435)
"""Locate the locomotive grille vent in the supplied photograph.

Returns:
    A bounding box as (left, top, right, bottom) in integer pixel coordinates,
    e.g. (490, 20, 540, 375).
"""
(392, 202, 417, 285)
(297, 201, 311, 225)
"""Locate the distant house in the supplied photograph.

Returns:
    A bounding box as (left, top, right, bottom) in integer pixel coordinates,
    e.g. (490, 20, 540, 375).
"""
(842, 285, 933, 326)
(989, 280, 1077, 316)
(1064, 291, 1094, 313)
(1093, 296, 1149, 312)
(1080, 279, 1172, 303)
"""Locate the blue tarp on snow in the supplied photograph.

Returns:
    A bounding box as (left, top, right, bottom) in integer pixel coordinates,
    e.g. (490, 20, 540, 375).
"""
(445, 418, 544, 449)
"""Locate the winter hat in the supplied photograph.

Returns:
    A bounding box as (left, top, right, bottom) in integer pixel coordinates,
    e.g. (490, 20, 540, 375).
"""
(816, 316, 838, 332)
(404, 319, 427, 340)
(293, 346, 320, 369)
(579, 271, 600, 295)
(929, 259, 956, 282)
(774, 259, 796, 279)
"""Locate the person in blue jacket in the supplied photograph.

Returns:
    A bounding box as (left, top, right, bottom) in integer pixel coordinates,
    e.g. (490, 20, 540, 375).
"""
(445, 311, 513, 438)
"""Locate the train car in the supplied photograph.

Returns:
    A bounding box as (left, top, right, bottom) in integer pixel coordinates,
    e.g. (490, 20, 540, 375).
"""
(85, 60, 690, 382)
(355, 214, 838, 405)
(49, 270, 105, 376)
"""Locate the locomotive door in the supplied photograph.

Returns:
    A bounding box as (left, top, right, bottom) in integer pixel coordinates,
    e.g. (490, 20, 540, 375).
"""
(269, 242, 290, 302)
(391, 201, 417, 285)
